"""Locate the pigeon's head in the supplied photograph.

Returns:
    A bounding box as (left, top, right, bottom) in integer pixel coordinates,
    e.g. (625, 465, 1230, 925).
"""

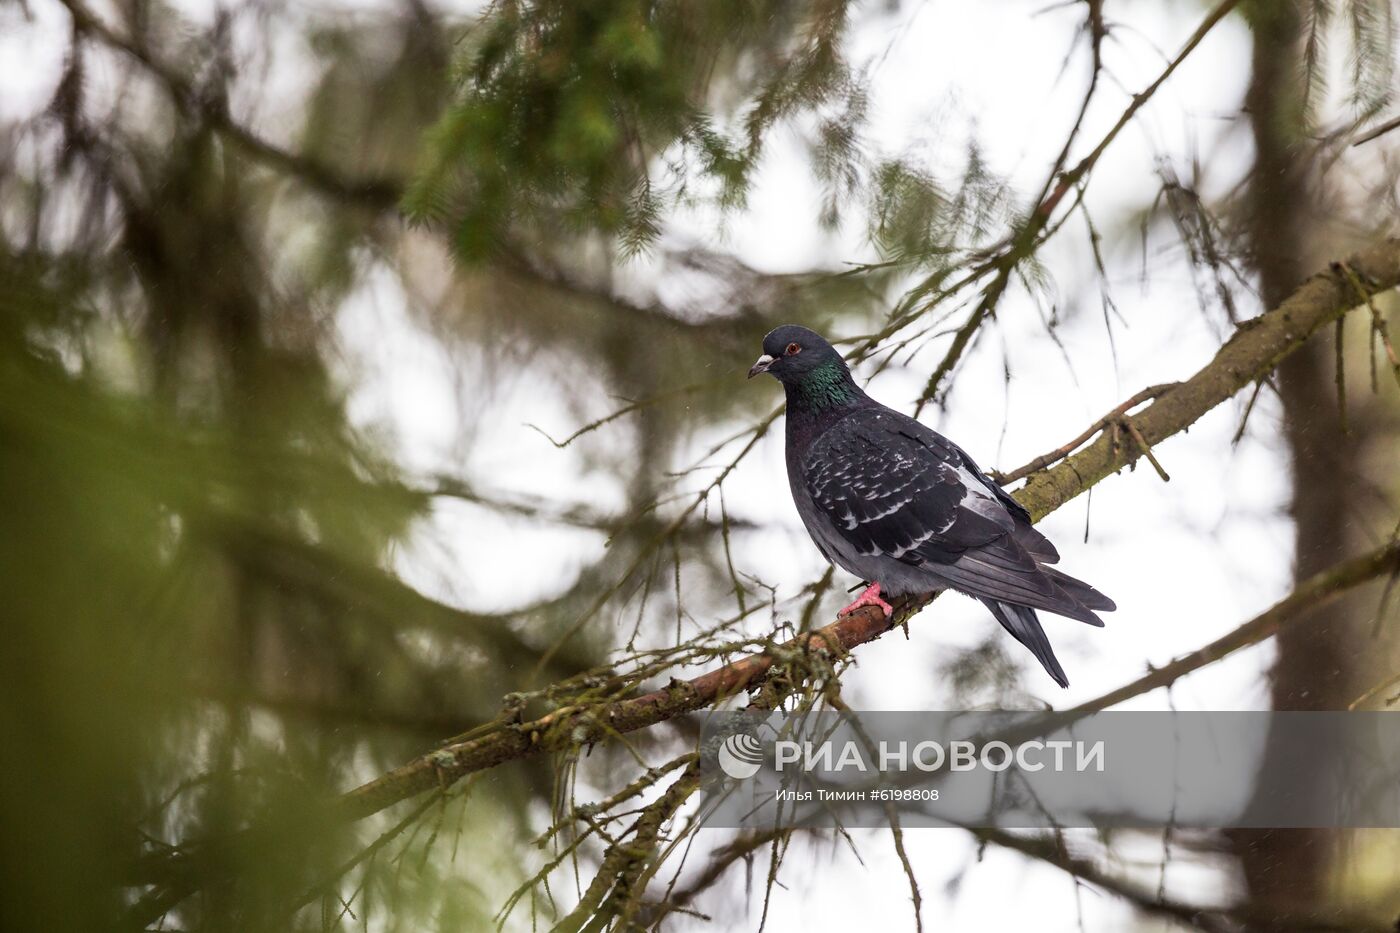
(747, 325, 848, 385)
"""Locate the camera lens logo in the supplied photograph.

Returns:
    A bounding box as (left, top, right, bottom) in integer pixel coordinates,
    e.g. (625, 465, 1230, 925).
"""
(717, 733, 764, 780)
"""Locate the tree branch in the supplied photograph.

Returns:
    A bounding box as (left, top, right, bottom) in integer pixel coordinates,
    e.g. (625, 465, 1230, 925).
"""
(644, 829, 787, 926)
(990, 383, 1178, 484)
(54, 0, 402, 209)
(971, 828, 1238, 933)
(907, 0, 1242, 410)
(1351, 113, 1400, 147)
(1061, 539, 1400, 718)
(550, 763, 702, 933)
(1015, 239, 1400, 520)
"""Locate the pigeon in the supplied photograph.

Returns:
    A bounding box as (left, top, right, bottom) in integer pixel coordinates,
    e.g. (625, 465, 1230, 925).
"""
(748, 324, 1114, 687)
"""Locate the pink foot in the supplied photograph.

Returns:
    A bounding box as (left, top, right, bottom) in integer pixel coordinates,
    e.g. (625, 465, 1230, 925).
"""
(838, 582, 894, 619)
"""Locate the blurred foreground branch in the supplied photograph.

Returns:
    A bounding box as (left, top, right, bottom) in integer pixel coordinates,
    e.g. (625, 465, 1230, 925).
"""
(54, 0, 402, 208)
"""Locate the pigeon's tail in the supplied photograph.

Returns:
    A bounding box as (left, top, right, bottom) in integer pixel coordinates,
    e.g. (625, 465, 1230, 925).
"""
(980, 598, 1069, 688)
(1042, 567, 1116, 614)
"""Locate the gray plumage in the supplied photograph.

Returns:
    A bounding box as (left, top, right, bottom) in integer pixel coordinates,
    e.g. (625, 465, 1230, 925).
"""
(749, 324, 1114, 687)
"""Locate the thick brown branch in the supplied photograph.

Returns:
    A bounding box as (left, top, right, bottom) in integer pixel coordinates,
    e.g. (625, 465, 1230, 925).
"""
(1016, 239, 1400, 520)
(336, 601, 904, 821)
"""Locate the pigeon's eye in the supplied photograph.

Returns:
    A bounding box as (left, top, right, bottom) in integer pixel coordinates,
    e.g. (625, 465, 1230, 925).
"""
(785, 342, 802, 356)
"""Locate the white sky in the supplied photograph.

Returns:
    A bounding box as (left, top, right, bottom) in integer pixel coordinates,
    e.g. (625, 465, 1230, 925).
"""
(5, 0, 1390, 928)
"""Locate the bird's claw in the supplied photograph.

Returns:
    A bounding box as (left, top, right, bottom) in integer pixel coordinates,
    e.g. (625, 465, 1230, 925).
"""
(837, 582, 894, 619)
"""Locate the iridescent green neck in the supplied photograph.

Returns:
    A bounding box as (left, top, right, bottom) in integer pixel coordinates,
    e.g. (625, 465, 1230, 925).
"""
(789, 359, 859, 412)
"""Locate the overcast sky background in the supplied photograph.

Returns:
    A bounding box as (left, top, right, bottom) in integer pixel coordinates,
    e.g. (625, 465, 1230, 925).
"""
(5, 0, 1383, 927)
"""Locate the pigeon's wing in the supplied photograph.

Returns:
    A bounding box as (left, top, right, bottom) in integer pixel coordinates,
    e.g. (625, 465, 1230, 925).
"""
(894, 418, 1063, 565)
(802, 408, 1106, 623)
(801, 409, 1013, 565)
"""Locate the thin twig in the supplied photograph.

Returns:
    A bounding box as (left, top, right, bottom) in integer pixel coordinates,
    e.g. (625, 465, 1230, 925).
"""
(1338, 262, 1400, 390)
(1352, 113, 1400, 147)
(1119, 415, 1172, 482)
(1347, 671, 1400, 710)
(992, 383, 1177, 485)
(864, 0, 1241, 397)
(1335, 316, 1350, 433)
(1059, 541, 1400, 720)
(1232, 378, 1269, 444)
(549, 764, 701, 933)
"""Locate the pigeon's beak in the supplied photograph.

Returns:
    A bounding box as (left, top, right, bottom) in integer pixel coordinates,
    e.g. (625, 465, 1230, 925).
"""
(747, 354, 776, 379)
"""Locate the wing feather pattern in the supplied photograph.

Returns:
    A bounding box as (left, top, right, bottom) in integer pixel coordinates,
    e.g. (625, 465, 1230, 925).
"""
(799, 408, 1113, 686)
